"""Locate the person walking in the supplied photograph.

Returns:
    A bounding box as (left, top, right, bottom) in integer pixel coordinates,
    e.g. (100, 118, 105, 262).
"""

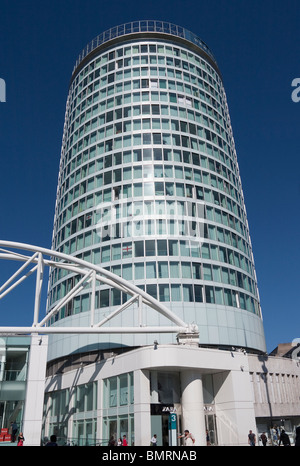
(295, 426, 300, 446)
(271, 426, 278, 445)
(278, 430, 290, 446)
(178, 430, 195, 446)
(11, 421, 18, 442)
(17, 432, 25, 446)
(260, 432, 268, 446)
(45, 434, 58, 446)
(206, 429, 211, 446)
(151, 434, 157, 446)
(248, 430, 256, 446)
(108, 436, 116, 446)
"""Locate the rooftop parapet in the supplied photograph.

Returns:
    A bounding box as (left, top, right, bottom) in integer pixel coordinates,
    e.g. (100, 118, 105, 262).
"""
(72, 20, 217, 77)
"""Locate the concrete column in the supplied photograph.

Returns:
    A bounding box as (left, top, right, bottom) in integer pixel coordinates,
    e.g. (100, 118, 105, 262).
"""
(0, 338, 5, 381)
(22, 334, 48, 446)
(213, 369, 256, 446)
(181, 370, 206, 446)
(134, 369, 151, 446)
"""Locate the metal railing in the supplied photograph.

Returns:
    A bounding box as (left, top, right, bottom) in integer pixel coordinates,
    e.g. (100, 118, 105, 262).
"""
(44, 436, 110, 446)
(72, 20, 217, 74)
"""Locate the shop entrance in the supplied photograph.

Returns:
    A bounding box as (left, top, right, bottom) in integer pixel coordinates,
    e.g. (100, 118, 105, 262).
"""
(151, 405, 181, 446)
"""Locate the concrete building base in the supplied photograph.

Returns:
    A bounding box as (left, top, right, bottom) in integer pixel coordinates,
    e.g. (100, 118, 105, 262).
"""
(44, 344, 260, 446)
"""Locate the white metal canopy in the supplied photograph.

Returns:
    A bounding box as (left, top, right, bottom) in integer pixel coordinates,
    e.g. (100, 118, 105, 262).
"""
(0, 241, 198, 337)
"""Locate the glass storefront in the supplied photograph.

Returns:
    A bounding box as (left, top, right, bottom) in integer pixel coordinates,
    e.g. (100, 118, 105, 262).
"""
(102, 372, 134, 445)
(149, 370, 218, 446)
(43, 366, 222, 446)
(150, 371, 180, 446)
(43, 381, 98, 445)
(44, 372, 135, 445)
(0, 337, 30, 440)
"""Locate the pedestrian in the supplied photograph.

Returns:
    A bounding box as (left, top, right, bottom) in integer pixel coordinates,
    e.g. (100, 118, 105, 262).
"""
(278, 429, 290, 446)
(248, 430, 256, 446)
(295, 426, 300, 446)
(151, 434, 157, 446)
(45, 434, 58, 446)
(11, 421, 18, 442)
(178, 430, 195, 446)
(122, 434, 128, 446)
(117, 437, 122, 446)
(260, 432, 267, 446)
(271, 426, 278, 445)
(17, 432, 25, 446)
(206, 429, 211, 446)
(108, 436, 116, 446)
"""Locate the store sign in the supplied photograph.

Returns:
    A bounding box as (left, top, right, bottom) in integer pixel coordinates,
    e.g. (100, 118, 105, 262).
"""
(162, 406, 177, 413)
(203, 405, 214, 412)
(168, 413, 177, 446)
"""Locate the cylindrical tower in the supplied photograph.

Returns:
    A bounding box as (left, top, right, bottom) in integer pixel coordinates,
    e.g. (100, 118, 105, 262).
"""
(47, 21, 266, 360)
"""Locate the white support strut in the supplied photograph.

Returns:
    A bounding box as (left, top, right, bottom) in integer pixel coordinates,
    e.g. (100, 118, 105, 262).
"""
(0, 241, 199, 338)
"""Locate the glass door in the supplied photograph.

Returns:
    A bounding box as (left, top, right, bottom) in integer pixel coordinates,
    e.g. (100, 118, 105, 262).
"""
(205, 413, 218, 445)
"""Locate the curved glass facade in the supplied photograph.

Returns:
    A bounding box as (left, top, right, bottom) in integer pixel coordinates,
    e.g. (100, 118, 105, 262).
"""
(47, 22, 266, 357)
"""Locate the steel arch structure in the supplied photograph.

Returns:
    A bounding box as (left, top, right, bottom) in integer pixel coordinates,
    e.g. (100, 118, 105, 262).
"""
(0, 241, 198, 338)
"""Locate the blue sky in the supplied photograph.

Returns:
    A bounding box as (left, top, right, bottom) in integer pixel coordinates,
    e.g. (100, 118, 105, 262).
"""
(0, 0, 299, 352)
